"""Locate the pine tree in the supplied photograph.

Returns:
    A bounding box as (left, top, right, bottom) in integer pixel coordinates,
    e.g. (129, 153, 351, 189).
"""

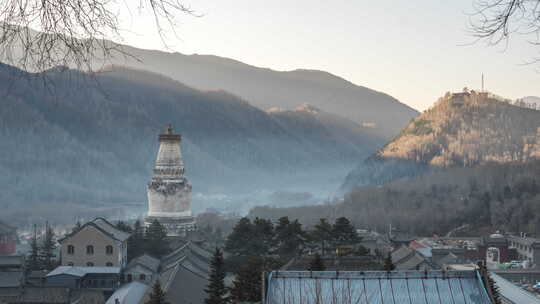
(72, 221, 82, 233)
(40, 223, 57, 270)
(383, 253, 395, 271)
(27, 225, 41, 271)
(146, 219, 169, 258)
(205, 248, 228, 304)
(230, 257, 264, 303)
(308, 253, 325, 271)
(332, 217, 360, 246)
(311, 218, 332, 255)
(225, 217, 253, 256)
(128, 220, 145, 261)
(251, 217, 275, 256)
(275, 217, 306, 256)
(146, 281, 169, 304)
(116, 221, 133, 233)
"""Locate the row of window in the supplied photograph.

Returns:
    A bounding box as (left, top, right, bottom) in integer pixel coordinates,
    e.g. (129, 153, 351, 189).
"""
(511, 241, 534, 253)
(66, 262, 114, 267)
(67, 245, 114, 255)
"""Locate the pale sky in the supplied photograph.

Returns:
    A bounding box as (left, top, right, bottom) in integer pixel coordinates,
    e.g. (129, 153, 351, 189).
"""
(116, 0, 540, 111)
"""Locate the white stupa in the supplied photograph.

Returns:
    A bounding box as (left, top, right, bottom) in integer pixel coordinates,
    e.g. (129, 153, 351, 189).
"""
(145, 124, 196, 236)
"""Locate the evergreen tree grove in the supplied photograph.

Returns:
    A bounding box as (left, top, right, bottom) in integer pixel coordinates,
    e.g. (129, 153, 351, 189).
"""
(40, 223, 57, 270)
(27, 225, 40, 271)
(311, 218, 332, 255)
(230, 257, 264, 303)
(205, 248, 229, 304)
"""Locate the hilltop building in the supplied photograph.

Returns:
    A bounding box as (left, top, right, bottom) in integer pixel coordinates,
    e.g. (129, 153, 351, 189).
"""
(58, 218, 130, 268)
(145, 125, 196, 236)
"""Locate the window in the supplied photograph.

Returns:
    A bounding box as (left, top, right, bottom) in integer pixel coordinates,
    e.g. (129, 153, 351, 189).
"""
(67, 245, 75, 255)
(106, 262, 113, 267)
(106, 245, 113, 255)
(140, 274, 146, 281)
(86, 245, 94, 255)
(87, 262, 94, 266)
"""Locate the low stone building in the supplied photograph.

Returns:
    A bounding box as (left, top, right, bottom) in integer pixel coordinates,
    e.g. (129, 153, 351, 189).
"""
(58, 218, 130, 268)
(507, 236, 540, 267)
(45, 266, 121, 291)
(124, 254, 160, 284)
(391, 246, 434, 270)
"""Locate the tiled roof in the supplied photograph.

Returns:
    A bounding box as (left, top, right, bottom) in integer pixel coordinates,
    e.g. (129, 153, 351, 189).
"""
(47, 266, 121, 277)
(59, 218, 131, 243)
(164, 265, 208, 304)
(92, 218, 131, 242)
(391, 246, 414, 264)
(0, 255, 24, 266)
(491, 272, 540, 304)
(266, 271, 492, 304)
(127, 254, 161, 273)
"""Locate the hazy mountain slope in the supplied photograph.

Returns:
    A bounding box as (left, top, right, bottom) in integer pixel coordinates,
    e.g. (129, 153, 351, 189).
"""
(0, 63, 382, 219)
(251, 160, 540, 236)
(341, 91, 540, 193)
(97, 45, 418, 138)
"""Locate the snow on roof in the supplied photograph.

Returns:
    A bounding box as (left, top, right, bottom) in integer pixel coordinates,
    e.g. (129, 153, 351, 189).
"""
(106, 281, 149, 304)
(46, 266, 121, 277)
(491, 272, 540, 304)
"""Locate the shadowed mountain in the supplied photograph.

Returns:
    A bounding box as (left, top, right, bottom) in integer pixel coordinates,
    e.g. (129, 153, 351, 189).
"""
(100, 47, 418, 138)
(340, 90, 540, 194)
(0, 63, 383, 221)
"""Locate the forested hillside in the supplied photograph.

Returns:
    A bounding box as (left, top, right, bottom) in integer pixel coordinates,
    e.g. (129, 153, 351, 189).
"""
(341, 90, 540, 193)
(0, 64, 382, 221)
(251, 161, 540, 236)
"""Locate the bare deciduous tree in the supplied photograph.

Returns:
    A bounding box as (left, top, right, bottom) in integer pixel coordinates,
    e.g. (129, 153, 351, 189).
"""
(0, 0, 194, 72)
(469, 0, 540, 61)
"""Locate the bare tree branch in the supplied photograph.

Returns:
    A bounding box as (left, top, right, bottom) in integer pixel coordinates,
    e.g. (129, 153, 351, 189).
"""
(468, 0, 540, 63)
(0, 0, 195, 72)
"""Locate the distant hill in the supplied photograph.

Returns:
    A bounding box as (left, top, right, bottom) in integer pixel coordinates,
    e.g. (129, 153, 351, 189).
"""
(340, 91, 540, 193)
(0, 63, 383, 221)
(94, 47, 419, 138)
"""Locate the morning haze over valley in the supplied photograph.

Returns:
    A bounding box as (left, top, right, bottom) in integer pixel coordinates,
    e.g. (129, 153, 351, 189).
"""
(0, 1, 540, 304)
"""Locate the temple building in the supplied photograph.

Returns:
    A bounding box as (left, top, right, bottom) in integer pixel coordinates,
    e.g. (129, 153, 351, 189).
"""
(145, 125, 196, 236)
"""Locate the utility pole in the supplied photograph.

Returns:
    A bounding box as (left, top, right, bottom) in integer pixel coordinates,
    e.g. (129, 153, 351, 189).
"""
(481, 73, 485, 92)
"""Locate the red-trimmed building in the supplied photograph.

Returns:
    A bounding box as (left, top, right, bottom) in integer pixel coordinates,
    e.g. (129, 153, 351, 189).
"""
(0, 221, 17, 255)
